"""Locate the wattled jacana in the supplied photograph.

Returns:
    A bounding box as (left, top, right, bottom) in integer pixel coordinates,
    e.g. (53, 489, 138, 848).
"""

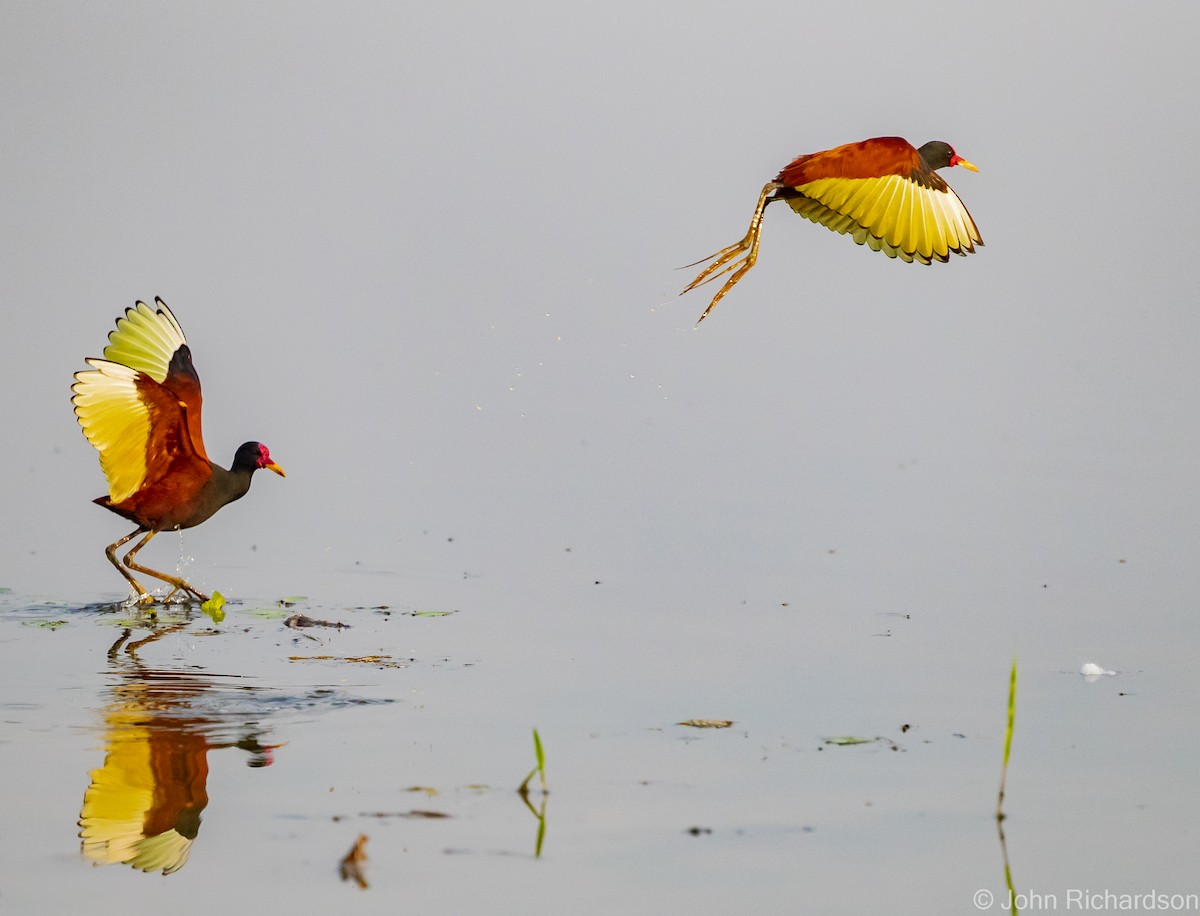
(682, 137, 983, 323)
(72, 298, 284, 603)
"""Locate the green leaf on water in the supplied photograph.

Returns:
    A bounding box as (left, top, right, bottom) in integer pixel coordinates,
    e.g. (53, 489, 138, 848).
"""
(517, 729, 549, 859)
(22, 619, 68, 630)
(201, 591, 226, 623)
(242, 607, 290, 619)
(412, 610, 456, 617)
(998, 658, 1017, 820)
(1002, 658, 1017, 770)
(533, 728, 545, 773)
(823, 736, 876, 746)
(519, 728, 548, 796)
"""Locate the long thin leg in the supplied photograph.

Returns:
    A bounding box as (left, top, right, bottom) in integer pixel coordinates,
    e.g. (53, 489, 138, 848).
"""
(122, 530, 210, 603)
(105, 528, 155, 604)
(680, 182, 780, 323)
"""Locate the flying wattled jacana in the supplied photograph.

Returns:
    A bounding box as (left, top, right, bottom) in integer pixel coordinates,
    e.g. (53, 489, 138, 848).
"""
(682, 137, 983, 323)
(72, 298, 284, 604)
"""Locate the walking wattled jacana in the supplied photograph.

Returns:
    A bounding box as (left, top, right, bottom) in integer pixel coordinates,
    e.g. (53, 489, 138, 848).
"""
(682, 137, 983, 323)
(72, 298, 284, 604)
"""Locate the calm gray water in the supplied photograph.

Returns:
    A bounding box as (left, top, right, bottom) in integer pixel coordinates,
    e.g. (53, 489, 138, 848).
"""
(3, 2, 1200, 913)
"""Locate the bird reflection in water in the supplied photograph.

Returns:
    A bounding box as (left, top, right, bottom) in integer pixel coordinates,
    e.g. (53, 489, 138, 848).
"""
(78, 625, 280, 875)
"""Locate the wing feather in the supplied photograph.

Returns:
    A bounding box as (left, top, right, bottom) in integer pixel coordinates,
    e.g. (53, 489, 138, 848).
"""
(892, 176, 914, 256)
(72, 360, 152, 504)
(785, 173, 982, 263)
(74, 298, 210, 504)
(102, 299, 187, 383)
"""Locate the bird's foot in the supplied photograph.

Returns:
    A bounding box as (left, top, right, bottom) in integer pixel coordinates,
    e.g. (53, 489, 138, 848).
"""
(679, 181, 776, 323)
(184, 585, 210, 603)
(679, 235, 751, 288)
(162, 584, 210, 604)
(679, 236, 758, 323)
(123, 593, 158, 620)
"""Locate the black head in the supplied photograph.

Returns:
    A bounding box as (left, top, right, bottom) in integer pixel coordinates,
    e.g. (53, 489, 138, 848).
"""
(917, 141, 978, 173)
(231, 441, 286, 477)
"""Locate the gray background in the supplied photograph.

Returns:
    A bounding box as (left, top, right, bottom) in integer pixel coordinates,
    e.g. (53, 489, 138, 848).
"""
(5, 2, 1197, 618)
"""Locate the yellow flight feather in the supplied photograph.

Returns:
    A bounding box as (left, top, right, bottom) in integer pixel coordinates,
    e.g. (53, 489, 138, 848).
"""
(73, 299, 189, 504)
(102, 299, 187, 383)
(790, 174, 981, 264)
(72, 359, 150, 504)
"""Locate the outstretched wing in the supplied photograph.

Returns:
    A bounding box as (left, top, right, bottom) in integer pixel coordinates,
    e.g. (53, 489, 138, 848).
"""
(101, 298, 186, 381)
(72, 299, 209, 504)
(777, 137, 982, 264)
(103, 298, 207, 461)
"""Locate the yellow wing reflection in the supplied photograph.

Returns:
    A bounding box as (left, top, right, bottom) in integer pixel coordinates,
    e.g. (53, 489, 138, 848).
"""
(79, 627, 281, 875)
(79, 712, 209, 875)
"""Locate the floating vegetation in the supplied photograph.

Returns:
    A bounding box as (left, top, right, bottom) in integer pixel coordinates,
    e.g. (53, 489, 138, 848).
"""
(200, 591, 226, 623)
(518, 728, 548, 858)
(288, 655, 409, 669)
(358, 809, 450, 819)
(821, 736, 902, 750)
(241, 597, 315, 619)
(21, 619, 69, 630)
(240, 607, 291, 620)
(338, 834, 369, 889)
(677, 719, 733, 729)
(823, 736, 875, 746)
(518, 728, 547, 795)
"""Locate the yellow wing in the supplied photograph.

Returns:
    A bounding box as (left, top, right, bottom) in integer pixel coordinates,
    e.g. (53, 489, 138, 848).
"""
(102, 298, 187, 382)
(787, 174, 982, 264)
(72, 360, 152, 504)
(72, 299, 195, 504)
